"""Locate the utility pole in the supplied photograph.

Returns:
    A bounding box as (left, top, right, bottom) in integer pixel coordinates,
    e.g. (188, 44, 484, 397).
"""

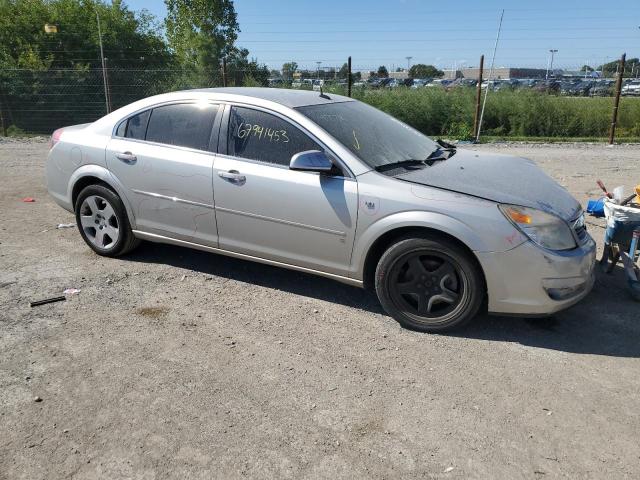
(104, 57, 112, 113)
(473, 55, 485, 141)
(347, 56, 352, 97)
(96, 12, 110, 114)
(476, 9, 504, 143)
(609, 53, 626, 145)
(546, 49, 558, 80)
(221, 57, 227, 87)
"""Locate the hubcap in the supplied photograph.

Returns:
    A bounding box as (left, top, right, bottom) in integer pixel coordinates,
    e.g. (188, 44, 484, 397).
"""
(389, 251, 465, 321)
(79, 195, 120, 249)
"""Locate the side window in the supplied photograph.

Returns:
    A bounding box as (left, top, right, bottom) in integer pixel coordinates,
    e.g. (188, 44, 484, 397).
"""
(125, 110, 150, 140)
(146, 103, 218, 151)
(228, 106, 321, 166)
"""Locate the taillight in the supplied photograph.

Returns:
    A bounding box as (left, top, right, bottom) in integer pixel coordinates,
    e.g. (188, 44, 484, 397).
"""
(50, 128, 64, 149)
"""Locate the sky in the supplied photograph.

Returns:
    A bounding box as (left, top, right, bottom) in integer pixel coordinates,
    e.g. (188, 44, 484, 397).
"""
(125, 0, 640, 72)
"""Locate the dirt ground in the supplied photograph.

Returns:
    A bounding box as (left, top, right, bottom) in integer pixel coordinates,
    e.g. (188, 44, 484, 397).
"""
(1, 138, 639, 479)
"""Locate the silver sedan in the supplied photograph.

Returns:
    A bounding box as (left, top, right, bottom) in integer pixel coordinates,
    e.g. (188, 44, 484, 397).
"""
(46, 88, 596, 332)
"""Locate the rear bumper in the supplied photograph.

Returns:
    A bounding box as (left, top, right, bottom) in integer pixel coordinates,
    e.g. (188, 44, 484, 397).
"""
(477, 236, 596, 316)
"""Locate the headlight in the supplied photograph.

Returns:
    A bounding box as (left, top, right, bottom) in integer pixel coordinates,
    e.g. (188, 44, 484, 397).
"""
(499, 205, 577, 251)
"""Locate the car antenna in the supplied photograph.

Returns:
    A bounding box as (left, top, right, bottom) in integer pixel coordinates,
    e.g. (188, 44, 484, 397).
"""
(319, 85, 330, 100)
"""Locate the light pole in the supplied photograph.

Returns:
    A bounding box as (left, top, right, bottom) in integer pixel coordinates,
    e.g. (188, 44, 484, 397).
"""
(546, 49, 558, 80)
(316, 61, 322, 79)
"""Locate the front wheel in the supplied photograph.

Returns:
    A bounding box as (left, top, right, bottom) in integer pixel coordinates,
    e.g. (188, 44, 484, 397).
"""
(375, 235, 484, 332)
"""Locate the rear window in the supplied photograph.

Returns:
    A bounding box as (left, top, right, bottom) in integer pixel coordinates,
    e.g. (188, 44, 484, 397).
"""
(123, 110, 150, 140)
(145, 103, 218, 151)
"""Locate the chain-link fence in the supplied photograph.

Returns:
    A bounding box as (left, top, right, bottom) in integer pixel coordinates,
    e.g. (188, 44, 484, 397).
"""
(0, 67, 228, 134)
(1, 66, 639, 140)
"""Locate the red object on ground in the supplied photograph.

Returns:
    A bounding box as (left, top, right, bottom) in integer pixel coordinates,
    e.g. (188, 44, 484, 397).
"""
(22, 197, 36, 202)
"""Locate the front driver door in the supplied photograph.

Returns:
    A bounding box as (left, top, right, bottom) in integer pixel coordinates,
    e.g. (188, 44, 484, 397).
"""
(212, 105, 358, 276)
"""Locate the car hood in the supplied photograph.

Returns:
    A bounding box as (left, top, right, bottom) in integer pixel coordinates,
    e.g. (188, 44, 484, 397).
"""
(393, 149, 582, 221)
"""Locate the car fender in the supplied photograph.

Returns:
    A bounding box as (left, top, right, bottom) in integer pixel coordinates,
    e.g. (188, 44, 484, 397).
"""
(351, 210, 490, 279)
(67, 165, 137, 228)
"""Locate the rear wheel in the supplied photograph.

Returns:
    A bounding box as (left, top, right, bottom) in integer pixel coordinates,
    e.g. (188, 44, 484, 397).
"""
(375, 234, 484, 332)
(75, 184, 140, 257)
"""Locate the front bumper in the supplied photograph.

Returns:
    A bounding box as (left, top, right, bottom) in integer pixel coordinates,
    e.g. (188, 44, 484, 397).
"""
(476, 235, 596, 316)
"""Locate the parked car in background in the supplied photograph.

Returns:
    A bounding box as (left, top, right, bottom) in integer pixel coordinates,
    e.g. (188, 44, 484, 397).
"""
(533, 80, 561, 94)
(46, 88, 596, 333)
(268, 78, 284, 88)
(410, 78, 430, 88)
(622, 79, 640, 96)
(590, 80, 614, 97)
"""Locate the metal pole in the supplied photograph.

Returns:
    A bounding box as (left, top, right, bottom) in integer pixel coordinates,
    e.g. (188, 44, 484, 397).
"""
(104, 57, 112, 112)
(546, 49, 558, 80)
(476, 9, 504, 143)
(347, 56, 352, 97)
(609, 53, 626, 145)
(0, 80, 7, 136)
(221, 57, 227, 87)
(96, 12, 110, 114)
(473, 55, 485, 140)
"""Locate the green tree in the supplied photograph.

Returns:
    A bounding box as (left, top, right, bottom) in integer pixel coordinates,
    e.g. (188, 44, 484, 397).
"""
(377, 65, 388, 77)
(408, 64, 444, 79)
(165, 0, 239, 80)
(226, 47, 269, 86)
(0, 0, 174, 132)
(338, 62, 349, 79)
(580, 65, 594, 72)
(0, 0, 170, 70)
(282, 62, 298, 80)
(597, 58, 640, 77)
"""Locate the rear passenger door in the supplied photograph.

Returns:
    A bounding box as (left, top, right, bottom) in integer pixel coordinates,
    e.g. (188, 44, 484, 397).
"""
(106, 102, 220, 246)
(212, 105, 358, 276)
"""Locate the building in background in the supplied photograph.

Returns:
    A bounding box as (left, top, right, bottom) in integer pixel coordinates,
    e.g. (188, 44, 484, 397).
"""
(460, 67, 547, 80)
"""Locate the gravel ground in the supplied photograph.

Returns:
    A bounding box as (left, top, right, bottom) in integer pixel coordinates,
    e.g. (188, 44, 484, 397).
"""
(1, 138, 639, 479)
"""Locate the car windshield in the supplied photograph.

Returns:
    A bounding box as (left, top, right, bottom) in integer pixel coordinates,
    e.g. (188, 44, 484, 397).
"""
(295, 101, 438, 169)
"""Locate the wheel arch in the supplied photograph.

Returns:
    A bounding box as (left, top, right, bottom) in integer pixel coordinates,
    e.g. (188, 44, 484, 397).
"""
(354, 212, 489, 291)
(68, 165, 136, 227)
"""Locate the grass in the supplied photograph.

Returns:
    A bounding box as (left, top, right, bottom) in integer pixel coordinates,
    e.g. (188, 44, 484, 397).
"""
(319, 85, 640, 141)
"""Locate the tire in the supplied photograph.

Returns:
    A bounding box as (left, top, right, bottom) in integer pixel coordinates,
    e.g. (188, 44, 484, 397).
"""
(375, 234, 484, 332)
(74, 184, 140, 257)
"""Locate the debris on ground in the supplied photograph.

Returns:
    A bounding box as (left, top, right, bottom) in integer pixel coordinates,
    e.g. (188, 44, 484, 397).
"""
(56, 223, 75, 229)
(29, 296, 66, 307)
(21, 197, 35, 203)
(63, 288, 81, 295)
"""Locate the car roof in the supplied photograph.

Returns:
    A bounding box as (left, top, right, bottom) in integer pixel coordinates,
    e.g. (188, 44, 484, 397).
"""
(186, 87, 354, 108)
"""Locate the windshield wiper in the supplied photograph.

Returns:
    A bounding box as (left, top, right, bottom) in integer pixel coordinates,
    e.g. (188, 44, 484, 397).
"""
(374, 159, 429, 172)
(426, 140, 457, 161)
(375, 140, 457, 173)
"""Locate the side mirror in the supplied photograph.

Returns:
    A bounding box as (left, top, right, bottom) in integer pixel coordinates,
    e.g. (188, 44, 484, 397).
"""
(289, 150, 333, 173)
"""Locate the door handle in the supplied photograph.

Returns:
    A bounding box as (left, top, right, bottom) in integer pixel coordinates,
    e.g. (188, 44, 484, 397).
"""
(218, 170, 246, 184)
(116, 152, 137, 164)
